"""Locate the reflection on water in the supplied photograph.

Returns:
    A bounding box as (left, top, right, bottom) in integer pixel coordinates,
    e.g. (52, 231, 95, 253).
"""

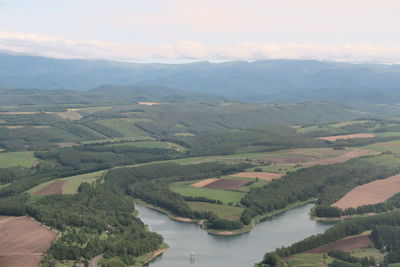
(136, 204, 335, 267)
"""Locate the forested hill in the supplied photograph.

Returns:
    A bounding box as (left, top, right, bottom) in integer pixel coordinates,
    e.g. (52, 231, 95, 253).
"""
(2, 52, 400, 103)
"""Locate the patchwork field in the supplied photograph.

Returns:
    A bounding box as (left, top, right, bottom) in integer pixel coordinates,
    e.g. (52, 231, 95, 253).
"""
(170, 147, 376, 168)
(0, 151, 37, 168)
(0, 216, 57, 267)
(230, 172, 283, 180)
(333, 173, 400, 209)
(170, 180, 245, 204)
(307, 234, 372, 254)
(316, 133, 375, 141)
(29, 170, 105, 196)
(203, 178, 250, 190)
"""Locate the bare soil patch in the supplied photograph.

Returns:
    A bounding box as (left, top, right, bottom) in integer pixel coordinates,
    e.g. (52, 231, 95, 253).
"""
(204, 178, 250, 190)
(0, 216, 57, 267)
(317, 133, 375, 142)
(307, 235, 372, 254)
(231, 172, 283, 181)
(190, 178, 217, 188)
(333, 174, 400, 209)
(33, 180, 66, 196)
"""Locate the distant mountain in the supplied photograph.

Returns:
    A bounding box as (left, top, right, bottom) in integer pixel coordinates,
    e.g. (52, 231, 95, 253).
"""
(1, 52, 400, 103)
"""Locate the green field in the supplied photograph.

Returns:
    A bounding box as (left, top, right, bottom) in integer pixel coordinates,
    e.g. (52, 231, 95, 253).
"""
(96, 118, 154, 140)
(188, 202, 244, 220)
(350, 248, 385, 262)
(62, 170, 105, 194)
(389, 263, 400, 267)
(173, 132, 196, 137)
(246, 164, 300, 174)
(28, 170, 105, 195)
(169, 180, 245, 205)
(112, 141, 169, 149)
(0, 151, 36, 168)
(288, 253, 332, 267)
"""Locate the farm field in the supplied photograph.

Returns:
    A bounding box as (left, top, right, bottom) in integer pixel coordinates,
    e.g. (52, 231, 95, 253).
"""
(187, 202, 244, 221)
(333, 173, 400, 209)
(288, 253, 331, 267)
(203, 178, 250, 190)
(0, 151, 37, 168)
(29, 170, 105, 196)
(169, 147, 376, 168)
(0, 216, 57, 267)
(230, 172, 282, 180)
(96, 118, 153, 140)
(170, 180, 245, 204)
(349, 248, 385, 262)
(307, 234, 372, 254)
(316, 133, 375, 141)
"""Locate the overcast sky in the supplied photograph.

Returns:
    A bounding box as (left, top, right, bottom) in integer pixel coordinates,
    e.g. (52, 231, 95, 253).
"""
(1, 0, 400, 62)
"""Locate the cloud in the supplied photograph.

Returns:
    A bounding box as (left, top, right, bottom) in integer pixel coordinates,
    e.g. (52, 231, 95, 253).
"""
(1, 30, 400, 63)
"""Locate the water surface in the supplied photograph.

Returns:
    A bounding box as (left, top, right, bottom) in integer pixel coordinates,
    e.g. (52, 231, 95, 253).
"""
(136, 204, 335, 267)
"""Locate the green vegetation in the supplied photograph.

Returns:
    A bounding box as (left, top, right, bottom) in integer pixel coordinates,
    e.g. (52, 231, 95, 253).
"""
(62, 170, 105, 194)
(0, 151, 36, 168)
(187, 202, 244, 220)
(288, 253, 331, 267)
(96, 118, 153, 140)
(241, 154, 399, 224)
(170, 180, 245, 205)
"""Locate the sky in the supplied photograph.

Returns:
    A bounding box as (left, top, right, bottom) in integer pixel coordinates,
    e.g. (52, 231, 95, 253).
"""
(0, 0, 400, 63)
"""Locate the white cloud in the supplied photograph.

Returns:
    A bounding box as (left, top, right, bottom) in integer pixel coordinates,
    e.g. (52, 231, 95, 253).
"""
(1, 30, 400, 63)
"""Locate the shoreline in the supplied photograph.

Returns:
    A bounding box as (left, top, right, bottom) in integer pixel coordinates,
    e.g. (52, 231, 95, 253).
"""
(135, 198, 316, 236)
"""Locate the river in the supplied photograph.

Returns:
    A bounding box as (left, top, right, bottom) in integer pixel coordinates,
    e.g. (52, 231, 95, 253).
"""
(136, 204, 335, 267)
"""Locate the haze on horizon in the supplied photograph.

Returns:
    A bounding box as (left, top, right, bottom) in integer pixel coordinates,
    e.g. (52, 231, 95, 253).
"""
(0, 0, 399, 63)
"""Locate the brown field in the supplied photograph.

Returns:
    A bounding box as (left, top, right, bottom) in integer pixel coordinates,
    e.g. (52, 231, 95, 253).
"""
(317, 133, 375, 141)
(204, 178, 249, 190)
(307, 234, 372, 254)
(56, 111, 83, 120)
(32, 180, 66, 196)
(0, 216, 57, 267)
(190, 178, 217, 188)
(302, 148, 378, 167)
(333, 174, 400, 209)
(138, 102, 160, 106)
(230, 172, 283, 181)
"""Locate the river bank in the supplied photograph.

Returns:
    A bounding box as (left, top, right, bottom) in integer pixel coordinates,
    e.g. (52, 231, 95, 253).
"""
(136, 204, 335, 267)
(135, 198, 316, 236)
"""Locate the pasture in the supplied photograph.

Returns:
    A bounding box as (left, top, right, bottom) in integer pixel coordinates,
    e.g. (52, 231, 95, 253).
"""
(288, 254, 331, 267)
(169, 180, 245, 204)
(0, 151, 37, 168)
(188, 202, 244, 221)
